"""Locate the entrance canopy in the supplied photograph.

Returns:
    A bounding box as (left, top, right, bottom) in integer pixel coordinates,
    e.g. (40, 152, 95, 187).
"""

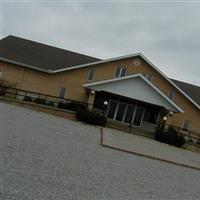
(84, 74, 183, 113)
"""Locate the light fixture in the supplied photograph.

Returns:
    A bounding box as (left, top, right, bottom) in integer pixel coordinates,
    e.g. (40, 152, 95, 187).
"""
(163, 116, 167, 121)
(91, 90, 95, 95)
(104, 101, 108, 106)
(169, 111, 174, 116)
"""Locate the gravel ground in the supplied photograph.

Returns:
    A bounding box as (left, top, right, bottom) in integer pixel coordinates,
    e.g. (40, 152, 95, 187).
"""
(0, 102, 200, 200)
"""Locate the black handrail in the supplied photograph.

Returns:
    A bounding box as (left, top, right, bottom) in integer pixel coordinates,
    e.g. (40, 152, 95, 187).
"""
(0, 85, 89, 111)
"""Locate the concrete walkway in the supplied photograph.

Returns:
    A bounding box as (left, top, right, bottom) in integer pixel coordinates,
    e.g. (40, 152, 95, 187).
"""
(103, 128, 200, 170)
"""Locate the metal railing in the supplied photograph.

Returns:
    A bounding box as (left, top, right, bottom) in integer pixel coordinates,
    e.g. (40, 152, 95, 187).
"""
(0, 85, 89, 112)
(165, 123, 200, 145)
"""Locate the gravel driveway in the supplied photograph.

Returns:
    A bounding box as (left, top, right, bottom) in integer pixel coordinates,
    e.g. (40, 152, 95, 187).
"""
(0, 102, 200, 200)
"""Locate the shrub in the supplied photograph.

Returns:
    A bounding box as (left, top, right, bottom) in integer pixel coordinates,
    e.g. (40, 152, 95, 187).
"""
(23, 96, 33, 102)
(45, 101, 55, 107)
(76, 108, 107, 126)
(57, 102, 86, 111)
(34, 98, 47, 105)
(155, 127, 186, 147)
(0, 88, 6, 96)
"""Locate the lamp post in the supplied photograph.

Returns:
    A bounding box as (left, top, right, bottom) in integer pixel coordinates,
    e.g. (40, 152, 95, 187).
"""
(103, 101, 108, 115)
(162, 116, 168, 131)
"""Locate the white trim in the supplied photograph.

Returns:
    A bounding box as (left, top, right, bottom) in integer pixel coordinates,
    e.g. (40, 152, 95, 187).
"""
(53, 53, 141, 73)
(114, 66, 127, 78)
(114, 66, 121, 78)
(123, 104, 128, 122)
(139, 54, 200, 110)
(0, 57, 49, 73)
(84, 73, 184, 113)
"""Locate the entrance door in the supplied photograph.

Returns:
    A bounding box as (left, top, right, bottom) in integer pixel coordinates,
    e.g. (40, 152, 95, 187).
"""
(115, 102, 127, 122)
(107, 100, 145, 127)
(132, 106, 145, 126)
(107, 100, 118, 119)
(124, 105, 135, 124)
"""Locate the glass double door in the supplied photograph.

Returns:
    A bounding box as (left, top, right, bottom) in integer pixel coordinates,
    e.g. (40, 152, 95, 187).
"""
(107, 100, 145, 127)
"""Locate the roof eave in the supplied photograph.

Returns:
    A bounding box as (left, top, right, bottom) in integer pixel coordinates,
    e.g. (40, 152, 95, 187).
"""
(53, 53, 142, 73)
(0, 57, 49, 73)
(84, 73, 184, 113)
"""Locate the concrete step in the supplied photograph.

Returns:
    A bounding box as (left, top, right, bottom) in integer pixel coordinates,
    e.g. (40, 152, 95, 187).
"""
(106, 120, 154, 139)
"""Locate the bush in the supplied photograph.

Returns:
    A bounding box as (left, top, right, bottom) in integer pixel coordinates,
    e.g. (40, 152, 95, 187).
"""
(0, 88, 6, 96)
(76, 108, 107, 126)
(155, 127, 186, 147)
(58, 102, 86, 111)
(23, 96, 33, 102)
(34, 98, 47, 105)
(45, 101, 55, 107)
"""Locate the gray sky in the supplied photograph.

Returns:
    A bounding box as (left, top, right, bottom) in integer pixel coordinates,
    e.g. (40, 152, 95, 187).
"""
(1, 1, 200, 86)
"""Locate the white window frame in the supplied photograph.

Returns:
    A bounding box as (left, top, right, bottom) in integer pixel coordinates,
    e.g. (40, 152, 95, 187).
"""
(114, 66, 127, 78)
(168, 90, 176, 100)
(87, 68, 95, 81)
(182, 120, 191, 132)
(59, 87, 67, 98)
(145, 74, 153, 82)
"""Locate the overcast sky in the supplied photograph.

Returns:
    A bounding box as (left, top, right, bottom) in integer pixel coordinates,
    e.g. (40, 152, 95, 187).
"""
(1, 1, 200, 86)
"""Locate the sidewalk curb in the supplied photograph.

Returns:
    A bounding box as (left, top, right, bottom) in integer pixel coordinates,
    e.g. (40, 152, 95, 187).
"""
(101, 144, 200, 171)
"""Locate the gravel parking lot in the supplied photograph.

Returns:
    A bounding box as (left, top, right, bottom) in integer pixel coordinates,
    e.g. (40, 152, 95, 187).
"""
(0, 102, 200, 200)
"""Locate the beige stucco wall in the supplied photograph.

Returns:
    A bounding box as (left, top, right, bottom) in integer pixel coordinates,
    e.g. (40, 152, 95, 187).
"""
(0, 56, 200, 131)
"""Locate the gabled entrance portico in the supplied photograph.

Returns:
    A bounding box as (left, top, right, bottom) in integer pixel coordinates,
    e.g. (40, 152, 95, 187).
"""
(93, 91, 163, 132)
(84, 74, 183, 133)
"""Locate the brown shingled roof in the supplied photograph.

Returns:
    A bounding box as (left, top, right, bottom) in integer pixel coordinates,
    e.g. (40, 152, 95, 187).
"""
(171, 79, 200, 106)
(0, 35, 101, 71)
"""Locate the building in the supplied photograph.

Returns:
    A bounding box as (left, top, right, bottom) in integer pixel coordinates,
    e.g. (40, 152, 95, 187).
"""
(0, 35, 200, 134)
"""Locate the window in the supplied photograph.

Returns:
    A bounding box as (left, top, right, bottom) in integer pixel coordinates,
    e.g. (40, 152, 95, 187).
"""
(182, 120, 191, 132)
(59, 87, 66, 98)
(124, 105, 135, 124)
(87, 68, 94, 81)
(107, 100, 118, 119)
(115, 103, 127, 122)
(132, 106, 145, 126)
(121, 68, 127, 77)
(114, 66, 127, 78)
(168, 91, 176, 100)
(143, 74, 153, 82)
(143, 108, 159, 124)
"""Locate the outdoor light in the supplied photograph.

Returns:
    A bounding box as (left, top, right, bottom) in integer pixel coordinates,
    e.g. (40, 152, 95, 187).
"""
(91, 90, 95, 95)
(163, 116, 167, 121)
(169, 111, 174, 116)
(104, 101, 108, 106)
